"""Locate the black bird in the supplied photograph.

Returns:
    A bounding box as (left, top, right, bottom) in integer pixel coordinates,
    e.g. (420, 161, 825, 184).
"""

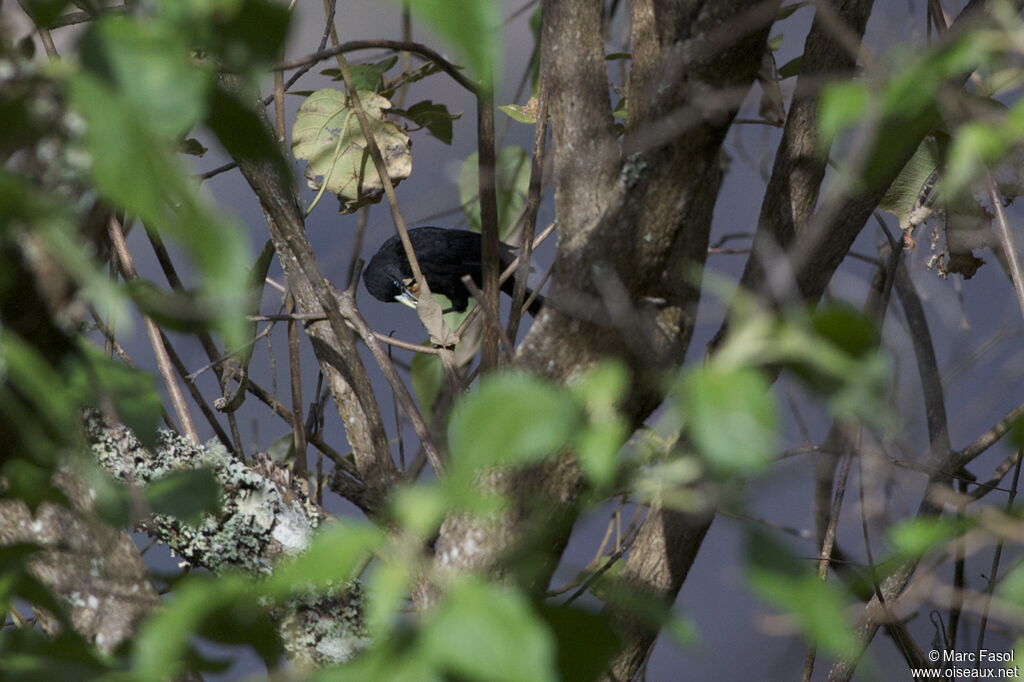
(363, 226, 543, 316)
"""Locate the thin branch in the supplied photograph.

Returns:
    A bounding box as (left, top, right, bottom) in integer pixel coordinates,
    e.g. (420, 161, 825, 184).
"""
(987, 174, 1024, 320)
(107, 216, 200, 444)
(894, 264, 952, 463)
(803, 449, 854, 682)
(460, 275, 514, 356)
(287, 295, 308, 478)
(477, 82, 501, 371)
(453, 221, 556, 339)
(506, 82, 549, 345)
(975, 451, 1023, 660)
(275, 40, 479, 95)
(955, 401, 1024, 469)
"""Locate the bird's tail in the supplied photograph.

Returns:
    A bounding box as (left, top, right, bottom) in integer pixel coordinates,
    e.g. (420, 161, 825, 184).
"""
(501, 277, 544, 317)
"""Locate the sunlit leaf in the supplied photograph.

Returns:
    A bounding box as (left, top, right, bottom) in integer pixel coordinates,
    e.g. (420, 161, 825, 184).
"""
(677, 366, 777, 476)
(420, 579, 556, 682)
(448, 372, 580, 472)
(888, 517, 969, 558)
(818, 81, 869, 145)
(80, 15, 210, 139)
(291, 88, 412, 214)
(266, 522, 384, 594)
(397, 0, 499, 89)
(66, 73, 251, 348)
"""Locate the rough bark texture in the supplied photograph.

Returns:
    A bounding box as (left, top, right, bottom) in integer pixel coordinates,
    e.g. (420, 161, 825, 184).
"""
(600, 2, 879, 678)
(229, 96, 398, 506)
(429, 0, 778, 652)
(0, 476, 159, 653)
(739, 0, 876, 298)
(85, 413, 368, 667)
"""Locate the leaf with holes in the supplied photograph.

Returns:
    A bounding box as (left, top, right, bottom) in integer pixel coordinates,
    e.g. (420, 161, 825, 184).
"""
(291, 89, 412, 214)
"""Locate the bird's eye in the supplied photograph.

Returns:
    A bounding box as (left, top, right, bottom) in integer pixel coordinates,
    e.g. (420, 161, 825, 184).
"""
(391, 279, 401, 289)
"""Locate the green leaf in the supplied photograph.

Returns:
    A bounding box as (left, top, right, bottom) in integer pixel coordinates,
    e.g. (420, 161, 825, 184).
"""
(347, 55, 399, 92)
(879, 137, 941, 228)
(145, 467, 221, 524)
(125, 280, 222, 334)
(390, 485, 447, 536)
(537, 604, 619, 682)
(678, 366, 777, 476)
(571, 361, 630, 487)
(810, 304, 880, 360)
(777, 56, 803, 79)
(266, 522, 384, 595)
(179, 138, 208, 156)
(133, 574, 280, 681)
(290, 88, 412, 214)
(574, 420, 627, 488)
(604, 52, 631, 61)
(365, 560, 409, 635)
(400, 100, 461, 144)
(207, 86, 292, 183)
(18, 0, 72, 28)
(767, 34, 784, 51)
(746, 530, 858, 658)
(77, 346, 163, 449)
(612, 97, 628, 120)
(777, 2, 809, 20)
(996, 561, 1024, 608)
(499, 102, 537, 125)
(1, 460, 68, 513)
(818, 81, 870, 145)
(132, 576, 240, 681)
(410, 351, 444, 414)
(420, 580, 556, 682)
(398, 0, 499, 89)
(80, 15, 210, 139)
(457, 145, 531, 236)
(888, 517, 969, 558)
(945, 121, 1004, 197)
(0, 629, 111, 681)
(162, 0, 290, 76)
(66, 73, 251, 349)
(448, 372, 580, 472)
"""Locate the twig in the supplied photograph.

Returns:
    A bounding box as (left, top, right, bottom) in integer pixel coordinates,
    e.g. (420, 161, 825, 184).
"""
(987, 174, 1024, 320)
(955, 401, 1024, 469)
(287, 295, 307, 477)
(453, 221, 556, 339)
(894, 265, 951, 463)
(197, 161, 238, 182)
(44, 5, 128, 29)
(803, 449, 853, 682)
(107, 216, 200, 444)
(275, 40, 479, 95)
(17, 0, 59, 58)
(460, 275, 514, 355)
(506, 83, 549, 345)
(247, 313, 446, 355)
(975, 451, 1023, 661)
(968, 451, 1022, 502)
(330, 49, 457, 359)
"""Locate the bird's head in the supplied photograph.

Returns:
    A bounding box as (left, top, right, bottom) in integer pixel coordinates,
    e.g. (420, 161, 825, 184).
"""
(363, 256, 420, 309)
